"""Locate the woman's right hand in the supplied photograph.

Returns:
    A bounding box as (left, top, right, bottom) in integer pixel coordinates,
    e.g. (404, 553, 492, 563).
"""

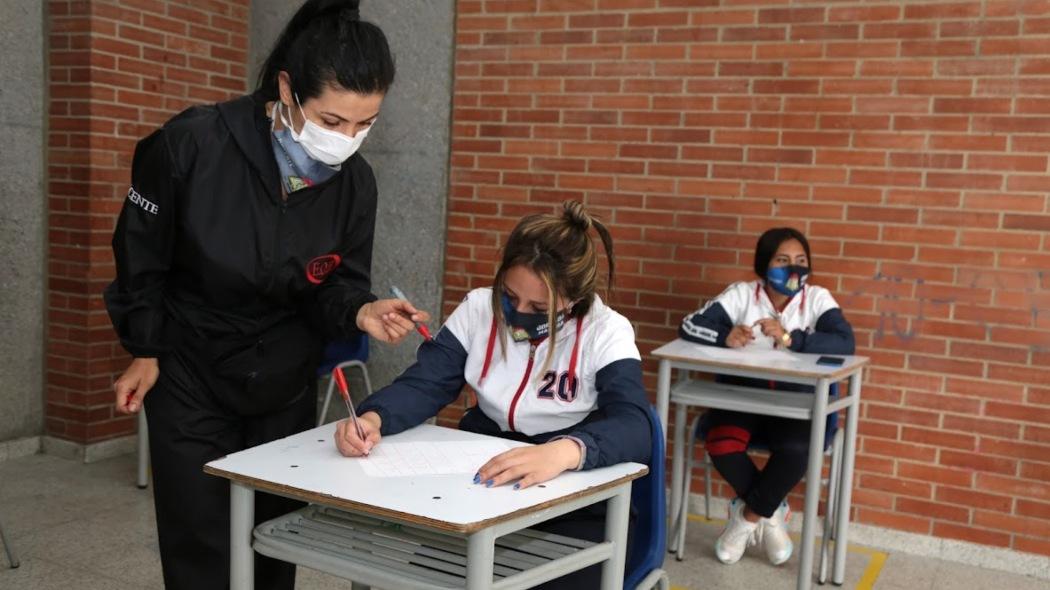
(725, 325, 755, 348)
(113, 357, 159, 414)
(334, 411, 383, 457)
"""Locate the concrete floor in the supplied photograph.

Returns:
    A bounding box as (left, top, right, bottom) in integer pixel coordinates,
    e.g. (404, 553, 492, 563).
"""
(0, 453, 1046, 590)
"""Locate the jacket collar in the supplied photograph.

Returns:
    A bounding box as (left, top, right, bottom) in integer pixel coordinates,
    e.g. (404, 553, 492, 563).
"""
(216, 93, 281, 201)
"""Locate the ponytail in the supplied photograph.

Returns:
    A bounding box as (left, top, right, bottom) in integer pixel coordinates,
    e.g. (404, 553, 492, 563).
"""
(256, 0, 394, 101)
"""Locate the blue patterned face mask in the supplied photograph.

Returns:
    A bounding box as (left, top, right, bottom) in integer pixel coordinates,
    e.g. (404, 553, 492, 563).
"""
(270, 101, 340, 193)
(501, 292, 566, 342)
(766, 265, 809, 296)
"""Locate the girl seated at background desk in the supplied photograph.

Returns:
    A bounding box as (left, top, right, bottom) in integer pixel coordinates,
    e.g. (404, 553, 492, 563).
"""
(334, 201, 652, 590)
(678, 227, 855, 567)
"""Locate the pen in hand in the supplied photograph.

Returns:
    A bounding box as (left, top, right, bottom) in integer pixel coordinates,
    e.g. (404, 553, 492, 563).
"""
(332, 366, 369, 453)
(390, 285, 433, 341)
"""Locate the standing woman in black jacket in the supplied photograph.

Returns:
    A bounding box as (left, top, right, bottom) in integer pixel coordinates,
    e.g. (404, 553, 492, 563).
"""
(103, 2, 427, 588)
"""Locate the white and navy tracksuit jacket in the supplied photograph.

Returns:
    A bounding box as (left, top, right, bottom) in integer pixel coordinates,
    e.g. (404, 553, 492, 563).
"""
(358, 288, 652, 470)
(679, 280, 855, 391)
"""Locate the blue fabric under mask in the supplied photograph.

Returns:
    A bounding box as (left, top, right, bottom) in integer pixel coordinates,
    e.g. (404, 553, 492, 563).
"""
(501, 292, 566, 342)
(270, 102, 339, 193)
(766, 265, 810, 296)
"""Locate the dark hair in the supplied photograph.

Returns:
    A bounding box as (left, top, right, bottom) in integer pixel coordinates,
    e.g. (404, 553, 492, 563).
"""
(256, 0, 395, 101)
(753, 227, 812, 277)
(491, 201, 616, 370)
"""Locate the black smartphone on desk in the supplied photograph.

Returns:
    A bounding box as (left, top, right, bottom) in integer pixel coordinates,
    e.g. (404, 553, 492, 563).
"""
(816, 356, 845, 366)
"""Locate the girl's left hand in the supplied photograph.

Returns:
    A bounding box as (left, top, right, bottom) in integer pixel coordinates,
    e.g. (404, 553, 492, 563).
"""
(475, 439, 582, 490)
(356, 298, 431, 343)
(753, 318, 788, 343)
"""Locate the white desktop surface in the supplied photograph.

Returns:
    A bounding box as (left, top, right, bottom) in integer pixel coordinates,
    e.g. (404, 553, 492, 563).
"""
(652, 338, 868, 380)
(205, 422, 647, 533)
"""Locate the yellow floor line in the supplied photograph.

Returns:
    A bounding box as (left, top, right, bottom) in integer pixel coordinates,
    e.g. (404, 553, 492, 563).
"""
(668, 513, 890, 590)
(852, 545, 888, 590)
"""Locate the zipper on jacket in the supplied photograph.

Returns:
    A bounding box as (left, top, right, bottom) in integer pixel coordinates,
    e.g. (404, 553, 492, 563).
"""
(506, 342, 537, 432)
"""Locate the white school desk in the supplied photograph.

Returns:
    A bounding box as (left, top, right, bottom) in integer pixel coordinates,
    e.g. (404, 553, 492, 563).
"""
(652, 339, 868, 590)
(204, 422, 647, 590)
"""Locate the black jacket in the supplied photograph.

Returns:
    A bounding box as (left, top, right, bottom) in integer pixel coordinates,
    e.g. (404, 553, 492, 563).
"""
(104, 93, 377, 414)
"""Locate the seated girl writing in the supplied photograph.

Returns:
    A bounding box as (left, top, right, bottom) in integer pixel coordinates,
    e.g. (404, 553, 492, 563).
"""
(335, 201, 652, 589)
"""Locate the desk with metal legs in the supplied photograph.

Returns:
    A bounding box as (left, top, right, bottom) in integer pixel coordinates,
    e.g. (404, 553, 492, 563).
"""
(205, 423, 647, 590)
(653, 339, 867, 590)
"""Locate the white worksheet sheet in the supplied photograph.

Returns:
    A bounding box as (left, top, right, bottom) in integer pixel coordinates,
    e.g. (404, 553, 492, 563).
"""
(358, 440, 512, 477)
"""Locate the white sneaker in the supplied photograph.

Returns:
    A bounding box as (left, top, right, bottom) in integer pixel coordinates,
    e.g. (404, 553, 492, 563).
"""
(760, 501, 794, 565)
(715, 498, 759, 564)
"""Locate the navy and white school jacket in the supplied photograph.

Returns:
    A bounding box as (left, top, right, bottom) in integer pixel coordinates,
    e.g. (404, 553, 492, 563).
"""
(679, 280, 855, 391)
(358, 288, 652, 470)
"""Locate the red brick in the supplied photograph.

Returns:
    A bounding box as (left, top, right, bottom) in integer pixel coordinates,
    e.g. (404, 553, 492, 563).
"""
(933, 522, 1011, 548)
(1003, 214, 1050, 231)
(845, 205, 918, 224)
(897, 497, 970, 523)
(898, 79, 973, 96)
(857, 508, 931, 535)
(1015, 537, 1050, 558)
(980, 473, 1050, 506)
(862, 473, 934, 500)
(941, 449, 1018, 475)
(1016, 499, 1050, 521)
(937, 486, 1013, 513)
(864, 23, 936, 39)
(928, 134, 1007, 152)
(982, 434, 1050, 461)
(863, 438, 937, 463)
(900, 457, 974, 486)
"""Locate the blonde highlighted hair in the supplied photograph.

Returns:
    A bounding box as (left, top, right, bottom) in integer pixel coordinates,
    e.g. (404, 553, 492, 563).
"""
(490, 201, 615, 370)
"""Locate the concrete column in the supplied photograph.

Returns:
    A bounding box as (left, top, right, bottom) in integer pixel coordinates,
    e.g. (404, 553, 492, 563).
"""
(0, 0, 46, 443)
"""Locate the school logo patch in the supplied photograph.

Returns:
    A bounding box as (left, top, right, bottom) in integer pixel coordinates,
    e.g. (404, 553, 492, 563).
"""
(306, 254, 341, 284)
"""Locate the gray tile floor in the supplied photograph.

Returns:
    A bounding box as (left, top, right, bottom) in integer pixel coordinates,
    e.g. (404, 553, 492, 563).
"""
(0, 453, 1046, 589)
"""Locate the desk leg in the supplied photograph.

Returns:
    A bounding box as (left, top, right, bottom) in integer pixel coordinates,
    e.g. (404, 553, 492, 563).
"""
(797, 378, 829, 590)
(656, 359, 671, 445)
(667, 401, 687, 551)
(136, 410, 149, 489)
(833, 373, 862, 585)
(465, 528, 495, 590)
(602, 484, 631, 590)
(230, 482, 254, 590)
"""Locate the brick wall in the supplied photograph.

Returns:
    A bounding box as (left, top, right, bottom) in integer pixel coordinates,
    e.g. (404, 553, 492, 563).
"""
(47, 0, 248, 444)
(441, 0, 1050, 556)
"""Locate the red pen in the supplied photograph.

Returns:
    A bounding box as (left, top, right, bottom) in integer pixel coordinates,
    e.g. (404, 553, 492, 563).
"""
(332, 366, 367, 446)
(390, 286, 433, 341)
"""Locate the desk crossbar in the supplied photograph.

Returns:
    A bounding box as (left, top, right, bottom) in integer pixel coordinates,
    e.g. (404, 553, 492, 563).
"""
(670, 380, 855, 421)
(254, 505, 611, 590)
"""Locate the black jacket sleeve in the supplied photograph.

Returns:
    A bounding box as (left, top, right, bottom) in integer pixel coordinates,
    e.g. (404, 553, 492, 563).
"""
(562, 359, 652, 470)
(103, 130, 178, 358)
(311, 158, 380, 340)
(679, 302, 734, 347)
(357, 327, 468, 434)
(788, 308, 855, 355)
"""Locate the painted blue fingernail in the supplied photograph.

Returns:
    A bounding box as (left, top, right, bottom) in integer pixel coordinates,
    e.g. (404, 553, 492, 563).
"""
(513, 483, 520, 490)
(485, 479, 494, 487)
(473, 473, 480, 484)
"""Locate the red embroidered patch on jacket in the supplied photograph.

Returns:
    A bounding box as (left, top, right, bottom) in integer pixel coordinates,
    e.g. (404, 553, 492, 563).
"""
(306, 254, 341, 284)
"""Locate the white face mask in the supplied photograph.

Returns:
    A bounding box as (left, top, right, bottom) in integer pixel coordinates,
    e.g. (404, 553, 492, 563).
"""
(279, 94, 372, 167)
